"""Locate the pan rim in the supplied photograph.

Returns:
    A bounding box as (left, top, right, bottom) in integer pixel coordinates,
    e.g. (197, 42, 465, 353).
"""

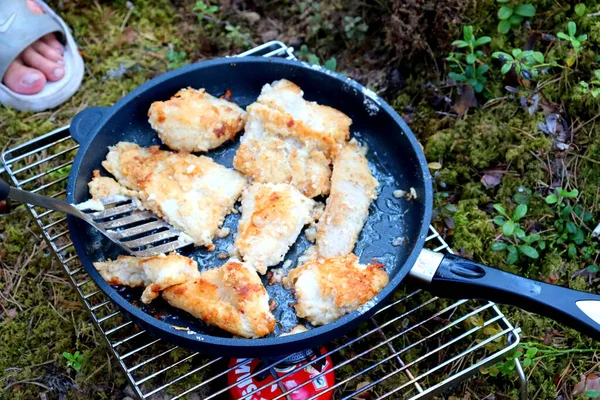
(66, 56, 433, 355)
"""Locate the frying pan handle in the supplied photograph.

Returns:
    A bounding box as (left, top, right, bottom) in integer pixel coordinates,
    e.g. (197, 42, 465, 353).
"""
(70, 106, 108, 145)
(425, 251, 600, 341)
(0, 177, 9, 201)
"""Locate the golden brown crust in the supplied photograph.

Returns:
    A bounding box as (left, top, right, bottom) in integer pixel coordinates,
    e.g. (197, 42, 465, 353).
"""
(101, 142, 247, 248)
(283, 254, 388, 326)
(148, 88, 246, 152)
(234, 183, 316, 273)
(233, 80, 352, 198)
(93, 253, 201, 304)
(315, 143, 379, 258)
(162, 259, 276, 338)
(88, 170, 139, 200)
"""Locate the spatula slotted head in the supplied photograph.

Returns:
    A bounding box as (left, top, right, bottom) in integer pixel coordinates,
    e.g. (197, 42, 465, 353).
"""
(79, 197, 192, 257)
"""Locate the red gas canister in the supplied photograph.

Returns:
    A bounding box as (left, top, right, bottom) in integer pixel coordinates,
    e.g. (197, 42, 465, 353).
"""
(227, 348, 335, 400)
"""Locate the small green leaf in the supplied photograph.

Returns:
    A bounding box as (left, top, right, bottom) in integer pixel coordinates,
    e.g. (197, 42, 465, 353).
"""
(568, 21, 577, 37)
(545, 194, 558, 204)
(557, 32, 570, 41)
(516, 228, 526, 239)
(568, 244, 577, 258)
(477, 64, 490, 75)
(448, 72, 467, 82)
(519, 245, 539, 259)
(474, 37, 492, 47)
(564, 189, 579, 198)
(525, 347, 538, 357)
(566, 221, 577, 233)
(539, 241, 546, 250)
(523, 357, 532, 367)
(501, 63, 512, 74)
(513, 204, 528, 221)
(307, 54, 320, 66)
(463, 25, 474, 41)
(506, 246, 519, 264)
(466, 54, 477, 64)
(492, 242, 508, 251)
(473, 81, 484, 93)
(575, 3, 586, 17)
(498, 19, 512, 33)
(324, 57, 337, 71)
(452, 40, 470, 48)
(588, 265, 600, 273)
(532, 51, 545, 63)
(561, 205, 574, 219)
(503, 221, 515, 236)
(494, 204, 509, 218)
(584, 212, 593, 222)
(498, 5, 514, 20)
(514, 4, 536, 17)
(578, 34, 588, 42)
(574, 228, 585, 245)
(510, 14, 524, 24)
(512, 48, 522, 58)
(493, 51, 513, 60)
(493, 216, 507, 226)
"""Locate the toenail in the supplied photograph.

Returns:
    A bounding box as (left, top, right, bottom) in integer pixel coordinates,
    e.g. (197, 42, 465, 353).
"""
(53, 68, 64, 78)
(22, 72, 42, 86)
(57, 59, 65, 66)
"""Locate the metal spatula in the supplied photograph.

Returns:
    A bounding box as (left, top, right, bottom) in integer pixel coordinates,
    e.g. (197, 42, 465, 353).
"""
(0, 178, 191, 257)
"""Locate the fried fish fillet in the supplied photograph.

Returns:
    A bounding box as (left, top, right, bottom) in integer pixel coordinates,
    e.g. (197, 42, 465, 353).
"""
(162, 259, 276, 338)
(88, 170, 139, 200)
(315, 143, 379, 258)
(233, 80, 352, 198)
(283, 254, 388, 326)
(102, 142, 247, 249)
(234, 183, 316, 274)
(148, 88, 246, 152)
(93, 253, 201, 304)
(256, 79, 351, 158)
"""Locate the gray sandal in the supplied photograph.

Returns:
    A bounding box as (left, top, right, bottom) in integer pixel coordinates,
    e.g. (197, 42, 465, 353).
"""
(0, 0, 84, 111)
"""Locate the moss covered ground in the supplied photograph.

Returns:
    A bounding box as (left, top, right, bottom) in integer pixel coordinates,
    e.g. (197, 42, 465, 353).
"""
(2, 0, 600, 399)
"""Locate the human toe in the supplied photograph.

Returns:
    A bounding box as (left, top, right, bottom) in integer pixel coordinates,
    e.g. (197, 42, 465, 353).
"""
(2, 59, 46, 95)
(21, 47, 64, 82)
(42, 33, 64, 55)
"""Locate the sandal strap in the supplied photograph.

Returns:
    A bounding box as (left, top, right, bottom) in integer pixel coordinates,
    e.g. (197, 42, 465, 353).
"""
(0, 0, 65, 80)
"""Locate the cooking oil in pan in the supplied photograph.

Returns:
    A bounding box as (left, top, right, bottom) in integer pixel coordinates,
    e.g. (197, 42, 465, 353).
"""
(80, 133, 417, 338)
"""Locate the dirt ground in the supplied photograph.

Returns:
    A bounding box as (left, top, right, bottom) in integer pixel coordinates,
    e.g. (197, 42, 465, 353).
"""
(1, 0, 600, 399)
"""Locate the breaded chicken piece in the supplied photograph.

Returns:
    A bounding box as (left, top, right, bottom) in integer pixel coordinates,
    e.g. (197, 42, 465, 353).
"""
(283, 254, 388, 326)
(162, 259, 276, 338)
(93, 253, 201, 304)
(256, 79, 351, 158)
(234, 80, 352, 198)
(102, 142, 247, 249)
(315, 143, 379, 258)
(148, 88, 246, 152)
(234, 104, 332, 198)
(234, 183, 316, 274)
(88, 170, 139, 200)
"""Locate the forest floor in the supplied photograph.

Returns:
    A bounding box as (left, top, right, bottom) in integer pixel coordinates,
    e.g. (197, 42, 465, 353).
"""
(1, 0, 600, 399)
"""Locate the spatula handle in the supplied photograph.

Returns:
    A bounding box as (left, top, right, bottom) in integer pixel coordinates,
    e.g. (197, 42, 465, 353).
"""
(0, 177, 83, 218)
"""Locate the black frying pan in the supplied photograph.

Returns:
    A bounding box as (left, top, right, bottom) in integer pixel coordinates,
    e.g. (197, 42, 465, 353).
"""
(64, 57, 600, 358)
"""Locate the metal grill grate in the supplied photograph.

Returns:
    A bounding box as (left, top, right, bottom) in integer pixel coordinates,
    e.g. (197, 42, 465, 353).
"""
(1, 41, 524, 400)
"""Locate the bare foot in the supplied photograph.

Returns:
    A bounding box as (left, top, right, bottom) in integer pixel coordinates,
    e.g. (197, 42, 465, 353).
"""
(2, 0, 66, 95)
